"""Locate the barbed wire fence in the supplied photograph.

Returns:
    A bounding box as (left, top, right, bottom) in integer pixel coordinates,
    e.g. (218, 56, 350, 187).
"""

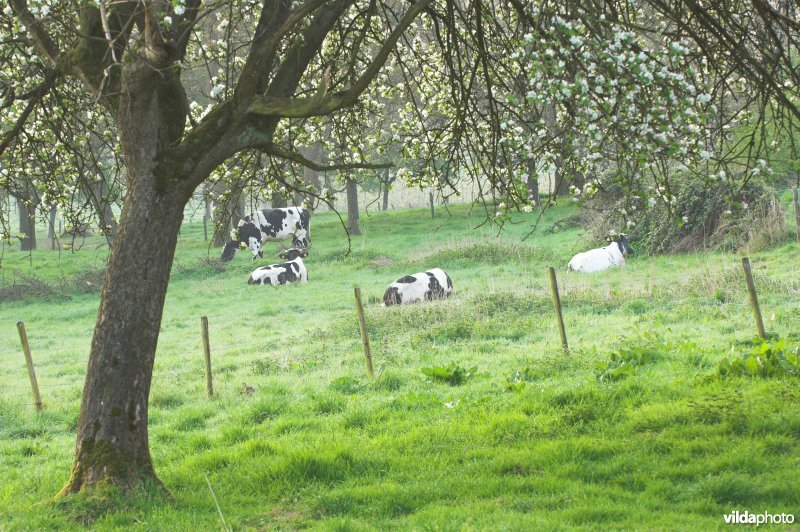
(1, 256, 796, 412)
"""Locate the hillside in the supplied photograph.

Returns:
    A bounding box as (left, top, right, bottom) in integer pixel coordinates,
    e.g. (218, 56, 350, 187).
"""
(1, 204, 798, 529)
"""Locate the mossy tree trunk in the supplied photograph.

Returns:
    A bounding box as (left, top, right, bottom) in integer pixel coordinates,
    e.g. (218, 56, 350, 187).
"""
(62, 58, 195, 494)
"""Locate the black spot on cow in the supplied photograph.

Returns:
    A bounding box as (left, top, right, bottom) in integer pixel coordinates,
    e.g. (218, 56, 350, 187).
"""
(383, 286, 402, 306)
(239, 222, 261, 244)
(288, 209, 294, 215)
(263, 209, 288, 238)
(397, 275, 417, 284)
(277, 266, 298, 284)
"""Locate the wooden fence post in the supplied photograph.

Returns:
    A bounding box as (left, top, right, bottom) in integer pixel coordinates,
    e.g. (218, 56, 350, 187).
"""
(792, 187, 799, 248)
(200, 316, 214, 397)
(741, 257, 766, 339)
(16, 321, 43, 411)
(353, 287, 375, 378)
(548, 267, 569, 351)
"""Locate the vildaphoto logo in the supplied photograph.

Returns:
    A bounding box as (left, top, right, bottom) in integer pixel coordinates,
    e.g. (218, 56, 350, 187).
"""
(724, 510, 795, 526)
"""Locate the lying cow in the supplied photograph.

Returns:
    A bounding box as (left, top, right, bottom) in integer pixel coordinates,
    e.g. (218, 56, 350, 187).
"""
(247, 248, 309, 285)
(221, 207, 311, 261)
(568, 234, 634, 273)
(383, 268, 453, 306)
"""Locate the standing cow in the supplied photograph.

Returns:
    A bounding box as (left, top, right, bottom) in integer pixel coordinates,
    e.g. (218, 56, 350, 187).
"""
(221, 207, 310, 261)
(383, 268, 453, 305)
(567, 234, 634, 273)
(247, 248, 309, 285)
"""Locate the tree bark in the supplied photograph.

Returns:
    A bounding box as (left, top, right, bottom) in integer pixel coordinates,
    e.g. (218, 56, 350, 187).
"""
(382, 184, 389, 211)
(61, 58, 192, 494)
(62, 182, 185, 494)
(17, 194, 37, 251)
(346, 177, 360, 235)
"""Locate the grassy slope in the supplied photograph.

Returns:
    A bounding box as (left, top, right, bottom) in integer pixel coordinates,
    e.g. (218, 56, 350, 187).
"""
(1, 203, 799, 530)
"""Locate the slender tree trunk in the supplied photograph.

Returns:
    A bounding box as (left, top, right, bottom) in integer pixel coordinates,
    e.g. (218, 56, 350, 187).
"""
(48, 203, 58, 249)
(211, 183, 245, 247)
(526, 159, 540, 206)
(296, 144, 322, 207)
(17, 195, 37, 251)
(382, 184, 389, 211)
(88, 178, 118, 245)
(346, 177, 360, 235)
(271, 190, 287, 208)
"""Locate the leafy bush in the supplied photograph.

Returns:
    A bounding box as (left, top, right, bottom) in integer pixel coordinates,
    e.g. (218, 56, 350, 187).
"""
(595, 344, 659, 383)
(505, 367, 538, 392)
(584, 176, 788, 254)
(421, 364, 479, 386)
(717, 339, 800, 378)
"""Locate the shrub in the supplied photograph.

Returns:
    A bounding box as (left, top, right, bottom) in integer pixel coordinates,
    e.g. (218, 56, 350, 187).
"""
(421, 364, 479, 386)
(717, 338, 800, 378)
(584, 177, 789, 254)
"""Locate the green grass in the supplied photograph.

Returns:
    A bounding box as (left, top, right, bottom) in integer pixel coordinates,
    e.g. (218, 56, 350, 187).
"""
(1, 203, 800, 529)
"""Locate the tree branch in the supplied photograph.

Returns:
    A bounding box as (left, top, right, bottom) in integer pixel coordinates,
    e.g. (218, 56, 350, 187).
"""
(266, 143, 392, 171)
(248, 0, 433, 118)
(8, 0, 62, 66)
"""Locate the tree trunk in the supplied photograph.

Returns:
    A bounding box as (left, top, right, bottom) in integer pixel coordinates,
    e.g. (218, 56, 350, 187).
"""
(47, 203, 58, 249)
(271, 190, 287, 208)
(62, 181, 185, 493)
(17, 195, 37, 251)
(526, 159, 540, 206)
(346, 177, 360, 235)
(296, 144, 322, 207)
(211, 183, 245, 247)
(382, 184, 389, 211)
(61, 60, 192, 493)
(88, 178, 118, 245)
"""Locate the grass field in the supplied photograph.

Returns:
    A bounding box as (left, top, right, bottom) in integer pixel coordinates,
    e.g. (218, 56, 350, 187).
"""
(1, 203, 799, 529)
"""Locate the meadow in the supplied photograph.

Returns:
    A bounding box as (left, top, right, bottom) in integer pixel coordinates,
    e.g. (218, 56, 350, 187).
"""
(1, 202, 799, 529)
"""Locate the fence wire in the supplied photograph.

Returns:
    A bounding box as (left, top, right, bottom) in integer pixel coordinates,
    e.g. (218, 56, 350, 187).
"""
(4, 258, 797, 412)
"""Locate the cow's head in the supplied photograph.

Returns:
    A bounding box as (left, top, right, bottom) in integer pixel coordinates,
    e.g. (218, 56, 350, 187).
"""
(237, 220, 263, 260)
(607, 233, 634, 256)
(279, 247, 309, 261)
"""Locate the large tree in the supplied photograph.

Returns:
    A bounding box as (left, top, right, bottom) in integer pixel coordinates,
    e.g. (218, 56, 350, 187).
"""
(4, 0, 434, 493)
(1, 0, 797, 496)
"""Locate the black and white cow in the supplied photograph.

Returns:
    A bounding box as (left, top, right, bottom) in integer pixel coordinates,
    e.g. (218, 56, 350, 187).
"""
(221, 207, 311, 261)
(383, 268, 453, 306)
(568, 234, 634, 273)
(247, 248, 309, 285)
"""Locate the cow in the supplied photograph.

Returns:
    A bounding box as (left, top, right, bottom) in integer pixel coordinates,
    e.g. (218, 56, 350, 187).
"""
(383, 268, 453, 306)
(247, 248, 309, 285)
(567, 234, 634, 273)
(221, 207, 311, 261)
